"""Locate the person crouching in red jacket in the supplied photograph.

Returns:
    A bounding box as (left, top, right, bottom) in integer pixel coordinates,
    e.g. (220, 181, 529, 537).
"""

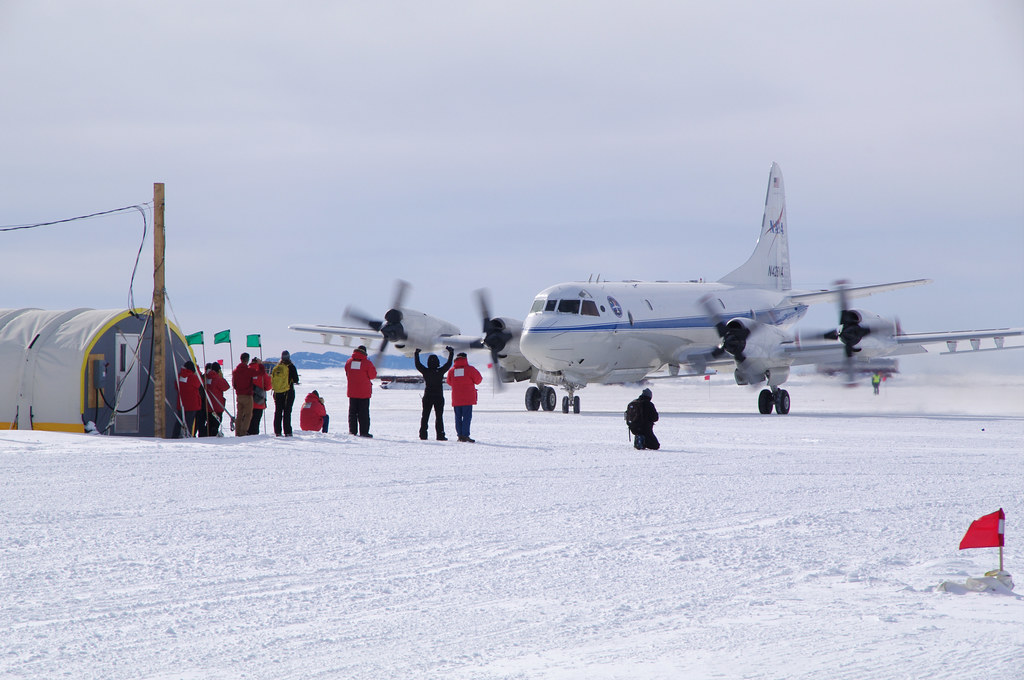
(446, 352, 482, 442)
(345, 345, 376, 437)
(300, 390, 329, 433)
(174, 361, 202, 438)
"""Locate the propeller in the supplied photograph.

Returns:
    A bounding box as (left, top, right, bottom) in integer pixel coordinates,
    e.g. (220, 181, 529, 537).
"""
(701, 295, 751, 365)
(821, 281, 867, 385)
(476, 288, 509, 391)
(342, 279, 411, 365)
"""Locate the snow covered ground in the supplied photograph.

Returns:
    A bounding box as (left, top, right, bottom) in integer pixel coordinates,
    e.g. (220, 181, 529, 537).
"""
(2, 370, 1023, 679)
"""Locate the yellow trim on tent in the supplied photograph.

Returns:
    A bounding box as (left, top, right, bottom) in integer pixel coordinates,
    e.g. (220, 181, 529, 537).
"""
(76, 309, 196, 416)
(32, 422, 87, 433)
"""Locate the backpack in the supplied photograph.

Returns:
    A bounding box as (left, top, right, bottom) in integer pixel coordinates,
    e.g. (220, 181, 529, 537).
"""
(253, 383, 267, 408)
(271, 363, 292, 393)
(624, 399, 642, 433)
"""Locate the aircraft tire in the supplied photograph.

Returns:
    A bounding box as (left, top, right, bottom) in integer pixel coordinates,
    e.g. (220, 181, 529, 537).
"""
(572, 396, 581, 414)
(525, 386, 541, 411)
(541, 386, 557, 411)
(758, 389, 775, 414)
(561, 396, 570, 413)
(774, 389, 791, 415)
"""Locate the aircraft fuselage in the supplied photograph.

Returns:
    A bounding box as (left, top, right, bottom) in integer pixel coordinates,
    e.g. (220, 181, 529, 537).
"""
(520, 281, 808, 386)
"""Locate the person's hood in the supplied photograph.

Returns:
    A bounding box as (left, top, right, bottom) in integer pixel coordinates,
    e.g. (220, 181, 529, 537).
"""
(252, 362, 266, 374)
(453, 356, 470, 368)
(427, 354, 439, 368)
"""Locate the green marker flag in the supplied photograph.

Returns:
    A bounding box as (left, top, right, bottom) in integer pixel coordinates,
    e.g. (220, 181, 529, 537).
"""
(246, 334, 262, 348)
(185, 331, 204, 346)
(214, 330, 231, 344)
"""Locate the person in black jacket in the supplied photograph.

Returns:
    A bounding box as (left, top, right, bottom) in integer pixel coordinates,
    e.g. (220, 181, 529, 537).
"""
(629, 388, 660, 450)
(415, 346, 454, 440)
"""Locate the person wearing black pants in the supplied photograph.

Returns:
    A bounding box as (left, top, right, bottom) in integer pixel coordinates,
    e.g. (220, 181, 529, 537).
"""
(271, 350, 300, 436)
(348, 397, 370, 436)
(628, 388, 660, 450)
(415, 346, 454, 440)
(344, 345, 377, 438)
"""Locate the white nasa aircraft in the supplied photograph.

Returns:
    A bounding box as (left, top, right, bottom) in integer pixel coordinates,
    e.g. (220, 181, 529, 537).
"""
(291, 163, 1023, 414)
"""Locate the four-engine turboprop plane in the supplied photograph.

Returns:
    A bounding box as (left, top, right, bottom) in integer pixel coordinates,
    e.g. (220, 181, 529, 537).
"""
(512, 162, 1022, 414)
(291, 163, 1023, 415)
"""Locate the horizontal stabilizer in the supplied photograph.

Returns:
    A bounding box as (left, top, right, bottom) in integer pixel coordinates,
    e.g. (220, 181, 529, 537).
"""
(785, 279, 932, 306)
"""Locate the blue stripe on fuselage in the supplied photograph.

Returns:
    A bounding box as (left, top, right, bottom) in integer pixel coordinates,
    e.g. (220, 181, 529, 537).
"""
(523, 305, 808, 334)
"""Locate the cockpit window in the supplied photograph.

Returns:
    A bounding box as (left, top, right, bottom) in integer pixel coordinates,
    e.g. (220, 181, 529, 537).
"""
(557, 299, 581, 314)
(581, 300, 599, 316)
(544, 299, 557, 312)
(530, 298, 546, 314)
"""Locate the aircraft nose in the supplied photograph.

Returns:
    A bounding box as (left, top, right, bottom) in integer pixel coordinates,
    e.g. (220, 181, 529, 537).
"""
(520, 323, 560, 368)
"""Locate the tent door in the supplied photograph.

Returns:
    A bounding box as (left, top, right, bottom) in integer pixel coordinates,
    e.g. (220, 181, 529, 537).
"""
(113, 332, 141, 433)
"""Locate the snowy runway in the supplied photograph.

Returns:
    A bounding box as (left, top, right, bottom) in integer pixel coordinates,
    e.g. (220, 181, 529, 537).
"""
(2, 372, 1022, 679)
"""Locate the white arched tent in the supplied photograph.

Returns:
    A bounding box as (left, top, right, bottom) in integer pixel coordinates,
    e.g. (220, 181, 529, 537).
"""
(0, 308, 194, 436)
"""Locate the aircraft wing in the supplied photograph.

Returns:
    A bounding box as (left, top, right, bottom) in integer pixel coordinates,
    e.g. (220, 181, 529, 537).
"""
(784, 279, 932, 306)
(289, 323, 385, 348)
(894, 328, 1024, 354)
(781, 327, 1024, 368)
(289, 323, 484, 355)
(780, 339, 928, 365)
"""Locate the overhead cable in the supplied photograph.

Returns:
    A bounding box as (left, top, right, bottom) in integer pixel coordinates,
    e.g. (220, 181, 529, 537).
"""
(0, 203, 151, 232)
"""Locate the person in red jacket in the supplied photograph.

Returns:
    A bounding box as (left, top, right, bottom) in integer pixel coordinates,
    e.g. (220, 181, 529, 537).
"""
(300, 390, 330, 433)
(446, 352, 483, 442)
(248, 358, 272, 435)
(232, 353, 254, 436)
(174, 360, 202, 438)
(345, 345, 376, 437)
(204, 362, 230, 436)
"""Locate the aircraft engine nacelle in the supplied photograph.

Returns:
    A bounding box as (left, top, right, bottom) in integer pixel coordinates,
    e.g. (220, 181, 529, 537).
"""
(388, 308, 462, 356)
(488, 317, 534, 376)
(834, 308, 898, 358)
(740, 319, 789, 359)
(842, 309, 897, 335)
(723, 318, 790, 386)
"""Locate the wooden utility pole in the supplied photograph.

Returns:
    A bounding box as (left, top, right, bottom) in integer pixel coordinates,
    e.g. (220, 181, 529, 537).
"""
(152, 183, 167, 438)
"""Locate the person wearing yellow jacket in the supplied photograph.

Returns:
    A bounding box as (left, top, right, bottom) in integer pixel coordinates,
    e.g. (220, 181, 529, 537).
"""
(271, 350, 300, 436)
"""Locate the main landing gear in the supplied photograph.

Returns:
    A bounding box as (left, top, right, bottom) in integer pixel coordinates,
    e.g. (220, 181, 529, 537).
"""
(525, 385, 580, 413)
(758, 387, 791, 415)
(525, 385, 555, 412)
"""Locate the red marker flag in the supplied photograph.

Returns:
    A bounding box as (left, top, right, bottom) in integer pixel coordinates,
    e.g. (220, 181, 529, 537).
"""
(959, 508, 1005, 550)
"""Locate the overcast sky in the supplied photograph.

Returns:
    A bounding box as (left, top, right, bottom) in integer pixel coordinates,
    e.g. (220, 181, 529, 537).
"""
(2, 1, 1022, 373)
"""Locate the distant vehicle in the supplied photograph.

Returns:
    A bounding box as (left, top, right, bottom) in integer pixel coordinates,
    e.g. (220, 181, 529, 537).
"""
(379, 375, 427, 390)
(816, 358, 899, 379)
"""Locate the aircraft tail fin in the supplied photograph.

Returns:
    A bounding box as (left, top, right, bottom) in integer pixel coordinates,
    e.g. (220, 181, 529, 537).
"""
(719, 162, 791, 291)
